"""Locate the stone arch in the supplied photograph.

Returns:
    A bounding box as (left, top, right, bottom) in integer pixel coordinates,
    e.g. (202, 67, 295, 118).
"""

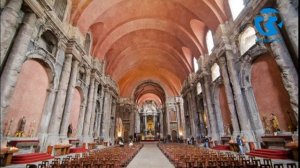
(84, 32, 93, 55)
(4, 59, 51, 137)
(69, 86, 83, 138)
(211, 77, 225, 138)
(250, 53, 296, 133)
(37, 29, 59, 57)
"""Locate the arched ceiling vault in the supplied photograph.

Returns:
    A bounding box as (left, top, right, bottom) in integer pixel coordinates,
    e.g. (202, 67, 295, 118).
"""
(71, 0, 229, 98)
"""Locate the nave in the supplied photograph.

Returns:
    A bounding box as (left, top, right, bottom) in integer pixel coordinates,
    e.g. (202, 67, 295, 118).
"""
(5, 142, 299, 168)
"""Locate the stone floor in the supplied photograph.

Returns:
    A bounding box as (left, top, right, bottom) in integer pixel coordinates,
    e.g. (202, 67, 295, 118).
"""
(127, 143, 174, 168)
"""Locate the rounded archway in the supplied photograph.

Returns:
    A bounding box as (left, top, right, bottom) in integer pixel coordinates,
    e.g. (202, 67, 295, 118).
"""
(4, 59, 51, 137)
(251, 54, 296, 132)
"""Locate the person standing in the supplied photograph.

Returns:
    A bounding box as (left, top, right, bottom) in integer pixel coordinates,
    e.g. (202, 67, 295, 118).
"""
(236, 135, 244, 155)
(204, 136, 209, 148)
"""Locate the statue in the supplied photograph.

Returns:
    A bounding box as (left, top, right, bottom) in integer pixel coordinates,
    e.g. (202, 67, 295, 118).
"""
(15, 116, 26, 137)
(270, 113, 280, 133)
(28, 120, 36, 137)
(262, 115, 271, 134)
(225, 124, 231, 136)
(67, 124, 73, 138)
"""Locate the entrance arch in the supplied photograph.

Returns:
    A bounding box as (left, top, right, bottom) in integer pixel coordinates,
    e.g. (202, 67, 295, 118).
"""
(4, 59, 51, 137)
(251, 54, 295, 132)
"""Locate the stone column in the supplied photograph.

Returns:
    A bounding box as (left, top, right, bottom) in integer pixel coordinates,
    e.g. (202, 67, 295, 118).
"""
(109, 100, 116, 143)
(95, 86, 104, 137)
(102, 88, 112, 142)
(46, 54, 73, 144)
(218, 56, 240, 136)
(76, 70, 91, 137)
(159, 111, 164, 137)
(135, 113, 140, 133)
(225, 48, 254, 145)
(38, 87, 56, 151)
(144, 115, 147, 133)
(277, 0, 298, 58)
(82, 75, 95, 142)
(153, 114, 156, 134)
(89, 82, 99, 137)
(0, 0, 23, 68)
(263, 13, 299, 126)
(0, 13, 36, 136)
(202, 73, 218, 141)
(187, 92, 196, 137)
(59, 59, 79, 137)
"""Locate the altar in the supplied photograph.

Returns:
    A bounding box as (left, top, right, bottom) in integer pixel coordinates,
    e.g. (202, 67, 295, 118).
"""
(6, 137, 39, 154)
(261, 135, 293, 149)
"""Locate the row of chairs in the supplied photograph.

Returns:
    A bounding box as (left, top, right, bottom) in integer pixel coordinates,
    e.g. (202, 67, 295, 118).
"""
(26, 144, 143, 168)
(158, 143, 297, 168)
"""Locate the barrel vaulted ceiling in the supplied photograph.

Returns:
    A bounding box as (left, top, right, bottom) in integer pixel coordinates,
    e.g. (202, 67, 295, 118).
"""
(70, 0, 231, 102)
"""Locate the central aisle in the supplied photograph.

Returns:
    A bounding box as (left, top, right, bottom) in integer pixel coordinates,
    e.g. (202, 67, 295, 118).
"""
(127, 143, 175, 168)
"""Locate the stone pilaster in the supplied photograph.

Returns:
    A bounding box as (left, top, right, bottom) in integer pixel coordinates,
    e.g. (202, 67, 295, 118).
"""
(277, 0, 298, 58)
(225, 48, 254, 150)
(135, 112, 140, 133)
(187, 92, 196, 137)
(82, 75, 95, 142)
(263, 13, 299, 127)
(59, 59, 79, 137)
(0, 0, 23, 68)
(202, 73, 219, 141)
(89, 82, 99, 137)
(217, 56, 240, 136)
(102, 88, 112, 143)
(38, 87, 56, 152)
(95, 86, 104, 137)
(0, 13, 37, 137)
(76, 69, 91, 137)
(46, 54, 73, 144)
(109, 100, 116, 143)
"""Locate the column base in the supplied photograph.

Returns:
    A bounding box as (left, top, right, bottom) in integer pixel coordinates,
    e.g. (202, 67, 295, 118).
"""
(46, 133, 61, 147)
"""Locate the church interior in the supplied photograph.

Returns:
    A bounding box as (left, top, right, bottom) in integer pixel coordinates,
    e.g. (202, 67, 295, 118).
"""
(0, 0, 298, 167)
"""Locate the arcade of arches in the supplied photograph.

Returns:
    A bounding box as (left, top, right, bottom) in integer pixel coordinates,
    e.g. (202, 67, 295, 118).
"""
(0, 0, 298, 160)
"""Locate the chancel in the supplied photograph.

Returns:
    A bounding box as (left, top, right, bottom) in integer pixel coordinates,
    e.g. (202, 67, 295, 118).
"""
(0, 0, 298, 167)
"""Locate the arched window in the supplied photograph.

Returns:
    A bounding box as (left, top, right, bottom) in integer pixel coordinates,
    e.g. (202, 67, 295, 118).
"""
(193, 57, 199, 72)
(206, 30, 214, 55)
(228, 0, 245, 20)
(239, 26, 257, 55)
(211, 63, 220, 81)
(39, 30, 58, 55)
(84, 33, 92, 55)
(196, 82, 202, 95)
(54, 0, 67, 21)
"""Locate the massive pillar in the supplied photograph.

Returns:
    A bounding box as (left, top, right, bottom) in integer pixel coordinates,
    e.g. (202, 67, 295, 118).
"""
(102, 88, 112, 143)
(218, 56, 240, 136)
(277, 0, 298, 59)
(95, 86, 104, 137)
(0, 13, 37, 137)
(225, 47, 254, 149)
(202, 73, 218, 141)
(82, 75, 95, 142)
(77, 70, 91, 136)
(263, 13, 299, 127)
(89, 82, 99, 137)
(47, 54, 73, 144)
(59, 59, 79, 138)
(0, 0, 23, 68)
(109, 100, 116, 143)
